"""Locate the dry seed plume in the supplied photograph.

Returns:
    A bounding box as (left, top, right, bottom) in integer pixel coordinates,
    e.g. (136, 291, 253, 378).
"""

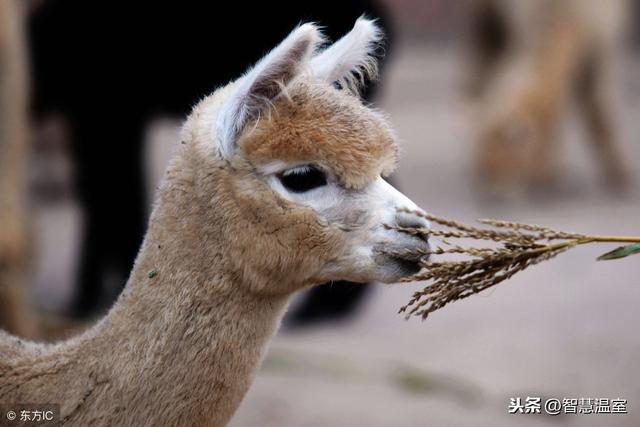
(386, 209, 640, 320)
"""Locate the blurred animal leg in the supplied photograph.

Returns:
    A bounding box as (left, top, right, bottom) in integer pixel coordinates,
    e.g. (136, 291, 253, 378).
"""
(576, 52, 629, 190)
(465, 0, 509, 99)
(0, 269, 35, 337)
(0, 0, 36, 337)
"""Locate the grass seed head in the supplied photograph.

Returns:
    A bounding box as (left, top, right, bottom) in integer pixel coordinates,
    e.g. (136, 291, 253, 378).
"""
(387, 209, 638, 320)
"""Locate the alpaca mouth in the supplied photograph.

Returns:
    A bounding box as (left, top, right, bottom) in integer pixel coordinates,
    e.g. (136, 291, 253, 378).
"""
(389, 256, 423, 276)
(393, 243, 430, 272)
(376, 237, 431, 279)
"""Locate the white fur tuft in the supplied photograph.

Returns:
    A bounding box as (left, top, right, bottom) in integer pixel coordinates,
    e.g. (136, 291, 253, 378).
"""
(310, 17, 383, 94)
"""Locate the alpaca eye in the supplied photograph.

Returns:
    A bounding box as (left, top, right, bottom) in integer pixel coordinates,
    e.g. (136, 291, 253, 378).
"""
(278, 165, 327, 193)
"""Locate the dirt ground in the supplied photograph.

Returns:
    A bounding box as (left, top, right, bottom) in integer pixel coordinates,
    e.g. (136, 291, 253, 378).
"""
(31, 43, 640, 426)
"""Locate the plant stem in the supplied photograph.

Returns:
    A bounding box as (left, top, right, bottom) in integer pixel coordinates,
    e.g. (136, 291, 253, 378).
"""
(581, 236, 640, 244)
(525, 236, 640, 257)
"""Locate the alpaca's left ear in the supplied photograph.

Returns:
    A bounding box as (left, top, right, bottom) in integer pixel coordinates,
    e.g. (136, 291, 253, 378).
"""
(216, 23, 321, 159)
(310, 17, 383, 93)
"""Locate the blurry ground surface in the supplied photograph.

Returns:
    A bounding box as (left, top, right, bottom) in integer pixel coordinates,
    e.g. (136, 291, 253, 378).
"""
(31, 44, 640, 426)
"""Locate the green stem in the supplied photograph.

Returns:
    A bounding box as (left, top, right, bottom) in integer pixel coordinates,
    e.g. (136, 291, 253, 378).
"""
(537, 235, 640, 254)
(581, 236, 640, 244)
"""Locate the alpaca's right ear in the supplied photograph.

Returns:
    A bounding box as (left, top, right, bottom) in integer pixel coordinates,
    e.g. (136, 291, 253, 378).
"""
(310, 17, 383, 93)
(216, 24, 321, 159)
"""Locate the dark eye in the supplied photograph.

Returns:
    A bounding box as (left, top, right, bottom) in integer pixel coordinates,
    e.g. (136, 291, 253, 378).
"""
(278, 165, 327, 193)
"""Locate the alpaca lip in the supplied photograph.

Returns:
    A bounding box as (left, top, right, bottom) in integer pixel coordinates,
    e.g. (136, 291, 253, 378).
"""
(376, 235, 431, 277)
(394, 246, 429, 262)
(397, 232, 432, 262)
(389, 255, 424, 276)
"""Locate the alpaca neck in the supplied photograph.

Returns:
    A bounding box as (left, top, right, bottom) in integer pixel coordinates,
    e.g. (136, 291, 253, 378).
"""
(100, 254, 288, 424)
(55, 164, 293, 426)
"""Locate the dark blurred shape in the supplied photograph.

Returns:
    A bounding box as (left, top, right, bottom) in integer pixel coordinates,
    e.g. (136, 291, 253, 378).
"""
(464, 0, 630, 201)
(464, 0, 508, 98)
(635, 0, 640, 47)
(28, 1, 393, 321)
(288, 281, 370, 327)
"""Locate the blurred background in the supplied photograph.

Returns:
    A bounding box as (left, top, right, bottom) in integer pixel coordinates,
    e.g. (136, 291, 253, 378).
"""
(1, 0, 639, 426)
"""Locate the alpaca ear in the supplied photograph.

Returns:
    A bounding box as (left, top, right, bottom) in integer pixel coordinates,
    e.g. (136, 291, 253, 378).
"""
(216, 23, 321, 159)
(310, 17, 383, 93)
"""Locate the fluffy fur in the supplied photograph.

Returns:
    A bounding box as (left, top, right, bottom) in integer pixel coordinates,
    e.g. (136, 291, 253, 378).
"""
(239, 79, 398, 190)
(311, 16, 383, 93)
(0, 19, 429, 426)
(216, 23, 322, 159)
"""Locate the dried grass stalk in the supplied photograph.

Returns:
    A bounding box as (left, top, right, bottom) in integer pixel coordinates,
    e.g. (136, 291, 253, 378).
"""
(387, 209, 640, 320)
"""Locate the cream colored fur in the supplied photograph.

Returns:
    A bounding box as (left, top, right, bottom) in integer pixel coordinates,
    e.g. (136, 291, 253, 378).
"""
(1, 20, 429, 426)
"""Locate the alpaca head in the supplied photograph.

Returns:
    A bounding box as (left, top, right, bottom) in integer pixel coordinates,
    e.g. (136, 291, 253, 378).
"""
(178, 18, 430, 294)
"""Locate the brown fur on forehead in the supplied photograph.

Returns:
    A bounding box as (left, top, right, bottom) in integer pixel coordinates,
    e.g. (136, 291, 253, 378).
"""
(237, 79, 398, 189)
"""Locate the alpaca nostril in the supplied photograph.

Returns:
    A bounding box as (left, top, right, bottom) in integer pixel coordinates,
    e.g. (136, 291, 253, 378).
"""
(395, 210, 430, 230)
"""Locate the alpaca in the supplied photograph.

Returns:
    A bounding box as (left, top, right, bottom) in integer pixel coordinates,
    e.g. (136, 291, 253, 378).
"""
(0, 0, 35, 337)
(29, 0, 394, 321)
(466, 0, 629, 198)
(0, 19, 430, 426)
